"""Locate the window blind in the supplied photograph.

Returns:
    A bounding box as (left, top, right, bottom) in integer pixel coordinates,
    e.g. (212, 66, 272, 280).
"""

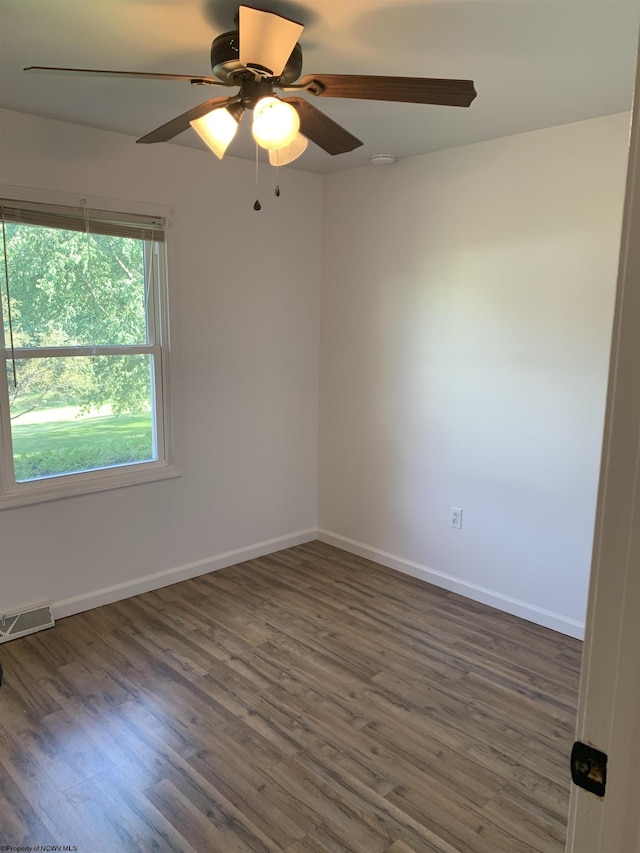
(0, 198, 165, 242)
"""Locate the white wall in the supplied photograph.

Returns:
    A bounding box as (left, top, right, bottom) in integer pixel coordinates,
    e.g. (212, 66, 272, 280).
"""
(0, 108, 321, 617)
(318, 114, 630, 637)
(0, 109, 629, 637)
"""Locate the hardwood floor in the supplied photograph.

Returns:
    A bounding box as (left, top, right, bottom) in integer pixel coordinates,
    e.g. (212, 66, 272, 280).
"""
(0, 541, 582, 852)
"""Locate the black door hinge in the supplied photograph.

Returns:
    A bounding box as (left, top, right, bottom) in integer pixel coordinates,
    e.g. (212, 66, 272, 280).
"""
(571, 741, 607, 797)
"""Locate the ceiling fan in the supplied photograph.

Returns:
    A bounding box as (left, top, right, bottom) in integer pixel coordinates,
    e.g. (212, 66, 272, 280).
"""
(24, 5, 477, 165)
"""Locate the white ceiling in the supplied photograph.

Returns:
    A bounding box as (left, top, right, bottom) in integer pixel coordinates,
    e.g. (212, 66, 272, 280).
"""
(1, 0, 638, 174)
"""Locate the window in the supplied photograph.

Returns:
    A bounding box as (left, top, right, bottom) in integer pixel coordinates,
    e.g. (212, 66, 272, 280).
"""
(0, 193, 177, 508)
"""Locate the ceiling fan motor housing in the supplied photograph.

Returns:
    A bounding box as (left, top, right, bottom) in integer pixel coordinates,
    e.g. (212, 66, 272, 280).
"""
(210, 31, 303, 84)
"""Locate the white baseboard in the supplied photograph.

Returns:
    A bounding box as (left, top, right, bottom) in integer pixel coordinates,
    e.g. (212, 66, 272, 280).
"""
(317, 528, 585, 640)
(50, 526, 585, 639)
(52, 528, 317, 620)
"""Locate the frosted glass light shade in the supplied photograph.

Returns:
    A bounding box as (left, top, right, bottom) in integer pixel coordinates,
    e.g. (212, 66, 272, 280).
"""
(190, 108, 239, 159)
(239, 6, 303, 78)
(268, 133, 308, 166)
(252, 97, 300, 151)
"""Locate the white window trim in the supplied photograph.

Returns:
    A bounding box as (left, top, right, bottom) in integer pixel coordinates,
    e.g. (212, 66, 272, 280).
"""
(0, 186, 180, 509)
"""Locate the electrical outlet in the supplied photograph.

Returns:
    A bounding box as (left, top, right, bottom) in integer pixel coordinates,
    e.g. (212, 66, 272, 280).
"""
(450, 506, 463, 529)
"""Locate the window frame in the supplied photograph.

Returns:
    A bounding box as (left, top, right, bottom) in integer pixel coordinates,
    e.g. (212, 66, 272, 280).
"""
(0, 187, 179, 509)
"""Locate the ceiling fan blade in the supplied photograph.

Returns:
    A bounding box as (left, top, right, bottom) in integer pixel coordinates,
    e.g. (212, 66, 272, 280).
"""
(298, 74, 477, 107)
(136, 97, 234, 144)
(283, 97, 362, 156)
(239, 5, 303, 78)
(24, 66, 227, 87)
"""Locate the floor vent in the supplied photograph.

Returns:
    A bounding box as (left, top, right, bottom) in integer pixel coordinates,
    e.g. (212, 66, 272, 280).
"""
(0, 604, 55, 643)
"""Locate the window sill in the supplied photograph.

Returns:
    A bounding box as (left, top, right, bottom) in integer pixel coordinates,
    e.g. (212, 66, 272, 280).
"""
(0, 463, 182, 509)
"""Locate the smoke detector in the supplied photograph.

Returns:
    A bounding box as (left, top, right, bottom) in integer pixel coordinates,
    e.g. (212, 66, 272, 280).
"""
(370, 154, 396, 165)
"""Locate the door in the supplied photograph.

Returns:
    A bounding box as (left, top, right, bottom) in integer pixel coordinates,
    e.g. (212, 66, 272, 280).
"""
(565, 31, 640, 853)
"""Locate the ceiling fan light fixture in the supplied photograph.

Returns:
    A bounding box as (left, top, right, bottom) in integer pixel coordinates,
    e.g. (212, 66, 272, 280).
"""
(252, 96, 300, 151)
(268, 133, 308, 166)
(190, 104, 243, 159)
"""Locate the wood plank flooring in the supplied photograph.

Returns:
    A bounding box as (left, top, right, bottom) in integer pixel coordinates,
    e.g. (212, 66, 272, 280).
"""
(0, 541, 582, 852)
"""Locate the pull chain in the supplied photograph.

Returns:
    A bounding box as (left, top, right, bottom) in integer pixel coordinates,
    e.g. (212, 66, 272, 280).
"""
(254, 142, 262, 211)
(1, 207, 17, 388)
(274, 149, 281, 197)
